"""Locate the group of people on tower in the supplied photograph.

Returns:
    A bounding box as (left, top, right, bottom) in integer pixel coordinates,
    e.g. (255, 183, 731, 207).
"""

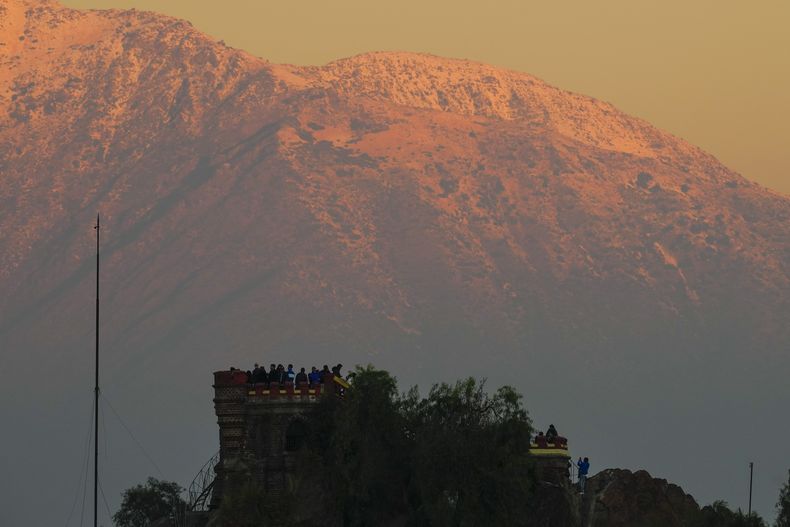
(237, 363, 345, 387)
(533, 423, 567, 448)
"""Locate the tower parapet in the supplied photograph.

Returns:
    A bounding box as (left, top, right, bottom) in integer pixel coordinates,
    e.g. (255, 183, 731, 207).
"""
(530, 436, 571, 483)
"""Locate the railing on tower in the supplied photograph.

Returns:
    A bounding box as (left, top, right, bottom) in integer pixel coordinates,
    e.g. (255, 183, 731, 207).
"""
(188, 451, 219, 512)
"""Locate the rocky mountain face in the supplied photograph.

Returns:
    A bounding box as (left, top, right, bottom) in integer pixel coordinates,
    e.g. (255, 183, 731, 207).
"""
(1, 1, 788, 524)
(2, 0, 787, 368)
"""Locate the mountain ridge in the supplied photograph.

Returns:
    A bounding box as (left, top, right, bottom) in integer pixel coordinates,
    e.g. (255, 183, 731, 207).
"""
(2, 0, 788, 351)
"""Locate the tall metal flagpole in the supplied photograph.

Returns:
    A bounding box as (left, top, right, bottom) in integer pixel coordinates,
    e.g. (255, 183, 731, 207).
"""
(748, 462, 754, 516)
(94, 214, 100, 527)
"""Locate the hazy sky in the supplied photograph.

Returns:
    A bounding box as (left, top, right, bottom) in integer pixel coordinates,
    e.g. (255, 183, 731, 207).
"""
(61, 0, 790, 194)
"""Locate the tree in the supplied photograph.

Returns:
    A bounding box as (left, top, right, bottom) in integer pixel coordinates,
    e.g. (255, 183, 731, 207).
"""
(307, 365, 412, 526)
(404, 378, 534, 526)
(696, 500, 767, 527)
(113, 477, 186, 527)
(304, 368, 536, 527)
(777, 469, 790, 527)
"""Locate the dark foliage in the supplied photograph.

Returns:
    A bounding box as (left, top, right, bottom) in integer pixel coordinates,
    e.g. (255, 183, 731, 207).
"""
(113, 477, 185, 527)
(695, 500, 766, 527)
(777, 470, 790, 527)
(306, 366, 535, 526)
(307, 366, 414, 526)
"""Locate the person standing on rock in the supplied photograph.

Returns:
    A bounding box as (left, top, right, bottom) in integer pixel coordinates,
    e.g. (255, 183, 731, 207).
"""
(577, 457, 590, 493)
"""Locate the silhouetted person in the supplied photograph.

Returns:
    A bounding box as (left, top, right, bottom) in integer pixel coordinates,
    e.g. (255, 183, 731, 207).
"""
(308, 367, 320, 385)
(321, 365, 331, 384)
(577, 457, 590, 493)
(546, 424, 558, 442)
(295, 368, 308, 385)
(251, 363, 262, 383)
(245, 370, 252, 384)
(535, 431, 548, 448)
(332, 363, 343, 378)
(268, 364, 277, 386)
(286, 364, 296, 385)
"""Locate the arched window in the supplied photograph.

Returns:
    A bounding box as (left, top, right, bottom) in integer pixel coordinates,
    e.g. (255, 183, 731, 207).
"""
(285, 419, 307, 452)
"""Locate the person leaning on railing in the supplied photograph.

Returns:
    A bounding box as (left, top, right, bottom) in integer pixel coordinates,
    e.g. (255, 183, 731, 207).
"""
(308, 367, 321, 385)
(295, 367, 308, 385)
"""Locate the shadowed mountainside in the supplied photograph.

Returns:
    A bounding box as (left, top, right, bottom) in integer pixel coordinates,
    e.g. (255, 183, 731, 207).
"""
(0, 1, 788, 525)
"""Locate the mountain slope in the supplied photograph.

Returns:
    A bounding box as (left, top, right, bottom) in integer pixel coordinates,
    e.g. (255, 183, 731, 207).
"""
(2, 0, 787, 358)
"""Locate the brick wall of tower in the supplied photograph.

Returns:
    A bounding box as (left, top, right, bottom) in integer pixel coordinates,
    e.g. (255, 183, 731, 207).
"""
(209, 371, 332, 524)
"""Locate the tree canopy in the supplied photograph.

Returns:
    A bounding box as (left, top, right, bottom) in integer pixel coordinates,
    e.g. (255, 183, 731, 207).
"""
(306, 366, 536, 526)
(777, 470, 790, 527)
(113, 477, 185, 527)
(696, 500, 766, 527)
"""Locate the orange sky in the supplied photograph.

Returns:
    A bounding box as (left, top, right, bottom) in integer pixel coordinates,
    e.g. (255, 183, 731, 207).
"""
(62, 0, 790, 194)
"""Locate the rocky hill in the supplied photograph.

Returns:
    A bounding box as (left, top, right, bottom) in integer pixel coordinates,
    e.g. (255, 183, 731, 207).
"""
(1, 2, 788, 524)
(581, 469, 701, 527)
(534, 468, 743, 527)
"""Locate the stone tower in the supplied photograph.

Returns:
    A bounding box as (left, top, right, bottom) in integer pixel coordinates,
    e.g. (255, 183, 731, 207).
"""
(210, 370, 339, 523)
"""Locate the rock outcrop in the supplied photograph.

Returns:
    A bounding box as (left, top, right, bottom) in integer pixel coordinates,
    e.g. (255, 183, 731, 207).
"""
(581, 469, 701, 527)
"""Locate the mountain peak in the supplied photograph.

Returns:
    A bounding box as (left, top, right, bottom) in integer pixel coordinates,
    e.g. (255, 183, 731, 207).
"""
(310, 50, 684, 158)
(1, 0, 58, 7)
(317, 49, 549, 120)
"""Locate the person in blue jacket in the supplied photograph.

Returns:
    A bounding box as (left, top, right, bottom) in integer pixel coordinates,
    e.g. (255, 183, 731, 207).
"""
(577, 457, 590, 493)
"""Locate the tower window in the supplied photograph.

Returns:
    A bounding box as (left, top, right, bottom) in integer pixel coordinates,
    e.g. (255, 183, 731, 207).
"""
(285, 420, 307, 452)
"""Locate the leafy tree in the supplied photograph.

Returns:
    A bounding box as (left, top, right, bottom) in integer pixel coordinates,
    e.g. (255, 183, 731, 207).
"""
(307, 365, 412, 526)
(304, 367, 536, 526)
(404, 379, 534, 526)
(113, 477, 185, 527)
(696, 500, 766, 527)
(777, 469, 790, 527)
